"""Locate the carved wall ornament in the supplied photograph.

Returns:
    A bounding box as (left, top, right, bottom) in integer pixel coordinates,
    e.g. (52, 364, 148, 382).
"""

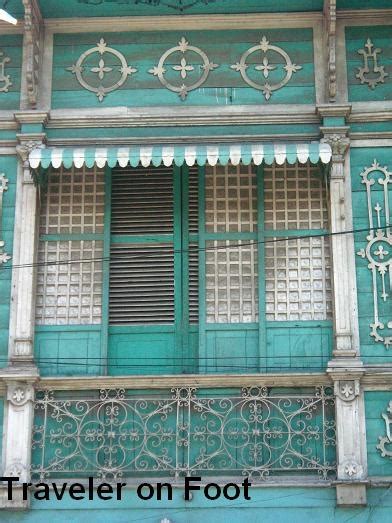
(377, 400, 392, 458)
(22, 0, 43, 108)
(4, 461, 27, 479)
(7, 383, 34, 406)
(230, 36, 301, 100)
(357, 160, 392, 347)
(0, 173, 11, 265)
(0, 48, 12, 93)
(334, 380, 360, 402)
(149, 37, 218, 100)
(68, 38, 137, 101)
(356, 38, 389, 90)
(341, 460, 363, 478)
(324, 0, 337, 101)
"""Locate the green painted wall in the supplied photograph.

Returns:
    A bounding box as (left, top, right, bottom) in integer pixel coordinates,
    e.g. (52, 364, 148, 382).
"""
(52, 29, 315, 108)
(39, 0, 324, 18)
(46, 123, 321, 140)
(0, 34, 23, 110)
(366, 392, 392, 477)
(346, 25, 392, 102)
(1, 488, 392, 522)
(0, 156, 17, 368)
(351, 147, 392, 364)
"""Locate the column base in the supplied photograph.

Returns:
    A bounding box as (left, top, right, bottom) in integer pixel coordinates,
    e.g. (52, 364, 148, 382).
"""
(0, 486, 30, 510)
(336, 483, 367, 507)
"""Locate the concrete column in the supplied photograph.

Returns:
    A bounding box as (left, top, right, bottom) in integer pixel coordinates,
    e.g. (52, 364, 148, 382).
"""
(332, 375, 367, 506)
(321, 127, 356, 358)
(0, 381, 35, 509)
(9, 135, 44, 363)
(318, 109, 368, 506)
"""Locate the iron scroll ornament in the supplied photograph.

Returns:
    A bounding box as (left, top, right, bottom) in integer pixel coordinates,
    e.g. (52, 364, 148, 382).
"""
(31, 387, 336, 481)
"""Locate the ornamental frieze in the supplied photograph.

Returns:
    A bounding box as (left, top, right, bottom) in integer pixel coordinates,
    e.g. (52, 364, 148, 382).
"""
(65, 34, 304, 102)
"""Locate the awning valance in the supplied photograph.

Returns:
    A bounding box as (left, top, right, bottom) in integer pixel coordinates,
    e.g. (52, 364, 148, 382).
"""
(29, 142, 332, 169)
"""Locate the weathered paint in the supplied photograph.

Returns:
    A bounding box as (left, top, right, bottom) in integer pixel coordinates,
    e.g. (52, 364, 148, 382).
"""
(351, 147, 392, 364)
(365, 391, 392, 477)
(0, 156, 17, 368)
(39, 0, 324, 18)
(52, 29, 315, 108)
(346, 26, 392, 103)
(46, 123, 321, 140)
(0, 397, 3, 458)
(0, 34, 23, 110)
(35, 327, 102, 376)
(1, 488, 392, 522)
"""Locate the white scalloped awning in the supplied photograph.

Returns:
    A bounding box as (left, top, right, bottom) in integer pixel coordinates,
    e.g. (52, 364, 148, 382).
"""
(29, 142, 332, 169)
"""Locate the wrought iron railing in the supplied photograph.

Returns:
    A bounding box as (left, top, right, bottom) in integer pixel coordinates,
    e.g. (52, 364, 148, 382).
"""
(32, 387, 336, 482)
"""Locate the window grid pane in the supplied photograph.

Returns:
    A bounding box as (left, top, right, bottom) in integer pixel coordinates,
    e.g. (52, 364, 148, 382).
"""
(265, 236, 332, 321)
(205, 164, 257, 233)
(264, 163, 328, 230)
(35, 240, 103, 325)
(39, 165, 105, 235)
(206, 240, 258, 324)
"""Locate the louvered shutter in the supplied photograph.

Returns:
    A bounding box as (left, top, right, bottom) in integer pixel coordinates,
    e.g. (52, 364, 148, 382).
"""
(110, 167, 174, 325)
(188, 167, 199, 324)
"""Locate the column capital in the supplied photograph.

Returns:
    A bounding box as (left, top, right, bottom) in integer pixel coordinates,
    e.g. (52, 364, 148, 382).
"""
(320, 126, 350, 162)
(16, 133, 46, 164)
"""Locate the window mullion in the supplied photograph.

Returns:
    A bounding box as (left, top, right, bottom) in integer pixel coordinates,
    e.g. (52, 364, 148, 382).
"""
(257, 164, 267, 372)
(100, 165, 112, 376)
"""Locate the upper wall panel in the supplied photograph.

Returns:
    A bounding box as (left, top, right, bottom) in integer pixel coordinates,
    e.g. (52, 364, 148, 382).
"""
(346, 25, 392, 103)
(0, 34, 23, 110)
(40, 0, 323, 18)
(51, 29, 315, 108)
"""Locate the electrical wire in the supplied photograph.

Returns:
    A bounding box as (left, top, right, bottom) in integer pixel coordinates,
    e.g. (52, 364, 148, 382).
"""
(1, 224, 387, 271)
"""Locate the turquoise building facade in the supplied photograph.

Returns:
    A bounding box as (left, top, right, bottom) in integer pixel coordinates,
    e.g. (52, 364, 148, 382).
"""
(0, 1, 391, 521)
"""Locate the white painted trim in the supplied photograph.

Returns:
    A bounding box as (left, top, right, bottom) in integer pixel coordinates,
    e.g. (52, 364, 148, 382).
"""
(336, 20, 348, 103)
(344, 152, 360, 354)
(313, 18, 326, 105)
(45, 133, 321, 148)
(0, 147, 17, 155)
(0, 21, 23, 34)
(31, 372, 332, 391)
(350, 134, 392, 143)
(47, 104, 320, 128)
(39, 29, 53, 111)
(336, 11, 392, 24)
(43, 12, 323, 34)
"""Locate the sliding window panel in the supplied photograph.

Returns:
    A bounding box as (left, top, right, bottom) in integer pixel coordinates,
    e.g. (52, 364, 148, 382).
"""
(35, 166, 106, 376)
(263, 162, 333, 372)
(201, 164, 259, 373)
